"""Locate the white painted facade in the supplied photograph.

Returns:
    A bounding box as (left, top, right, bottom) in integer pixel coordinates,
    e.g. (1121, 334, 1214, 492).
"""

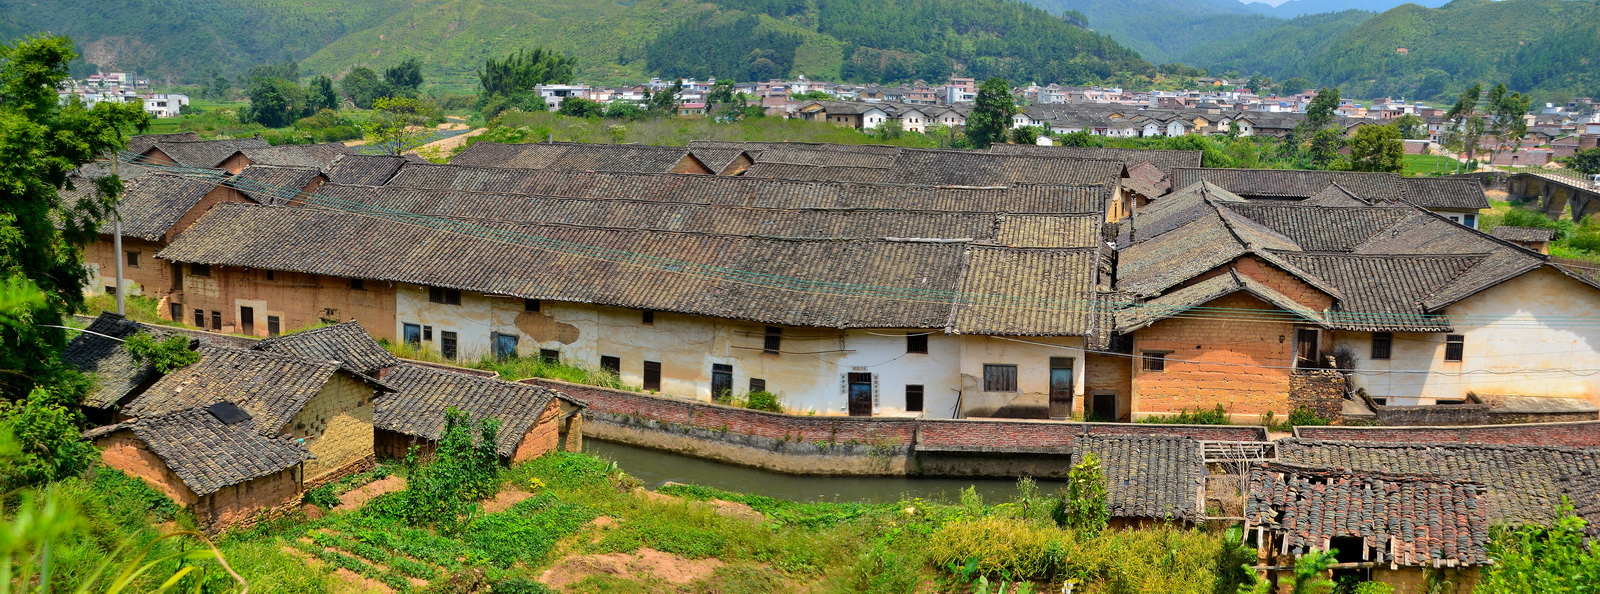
(1338, 266, 1600, 407)
(392, 282, 1089, 419)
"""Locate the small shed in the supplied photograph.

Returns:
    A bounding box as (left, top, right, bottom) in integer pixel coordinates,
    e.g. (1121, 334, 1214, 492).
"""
(1072, 434, 1205, 526)
(1489, 226, 1557, 254)
(374, 363, 586, 462)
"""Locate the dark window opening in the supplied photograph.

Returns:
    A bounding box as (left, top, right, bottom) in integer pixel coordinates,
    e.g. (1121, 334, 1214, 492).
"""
(1295, 327, 1320, 368)
(763, 326, 782, 354)
(750, 378, 767, 394)
(403, 323, 422, 345)
(643, 361, 662, 391)
(170, 262, 183, 290)
(1444, 334, 1464, 362)
(1371, 332, 1393, 360)
(429, 287, 461, 305)
(1142, 351, 1169, 372)
(210, 310, 221, 331)
(267, 315, 281, 337)
(600, 356, 621, 375)
(642, 310, 655, 325)
(711, 363, 733, 401)
(907, 333, 928, 354)
(493, 333, 519, 359)
(539, 348, 559, 363)
(104, 286, 116, 296)
(193, 309, 204, 328)
(905, 384, 924, 412)
(190, 263, 210, 277)
(440, 331, 458, 359)
(422, 325, 433, 341)
(983, 364, 1018, 392)
(1436, 399, 1467, 406)
(349, 278, 366, 291)
(265, 270, 274, 281)
(525, 298, 540, 312)
(169, 302, 183, 322)
(240, 306, 254, 335)
(125, 251, 139, 267)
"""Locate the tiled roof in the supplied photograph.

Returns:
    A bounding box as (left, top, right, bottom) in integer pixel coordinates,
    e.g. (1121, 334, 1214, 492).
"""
(128, 133, 200, 155)
(326, 154, 410, 186)
(1266, 253, 1480, 331)
(145, 138, 270, 169)
(1302, 183, 1372, 207)
(123, 346, 346, 434)
(723, 143, 1125, 187)
(1221, 203, 1409, 252)
(375, 364, 570, 457)
(239, 142, 354, 171)
(1122, 161, 1169, 198)
(687, 148, 748, 174)
(1119, 210, 1251, 296)
(1490, 226, 1557, 243)
(1349, 211, 1544, 310)
(451, 142, 696, 173)
(1400, 177, 1491, 210)
(252, 321, 400, 376)
(1245, 464, 1490, 566)
(158, 203, 1100, 335)
(114, 407, 310, 496)
(740, 162, 896, 183)
(111, 173, 221, 240)
(1278, 439, 1600, 526)
(227, 165, 324, 205)
(65, 313, 182, 408)
(988, 144, 1201, 176)
(1169, 168, 1489, 210)
(1556, 470, 1600, 539)
(1115, 270, 1323, 332)
(378, 163, 1114, 213)
(1072, 435, 1204, 521)
(949, 247, 1100, 335)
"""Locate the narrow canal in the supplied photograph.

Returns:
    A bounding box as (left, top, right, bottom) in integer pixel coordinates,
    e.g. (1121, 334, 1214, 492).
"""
(584, 439, 1067, 503)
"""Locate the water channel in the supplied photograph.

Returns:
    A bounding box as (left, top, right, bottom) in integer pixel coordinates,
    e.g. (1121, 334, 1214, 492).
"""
(583, 439, 1067, 503)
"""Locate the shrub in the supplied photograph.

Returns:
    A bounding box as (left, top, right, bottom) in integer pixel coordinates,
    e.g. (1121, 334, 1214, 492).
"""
(372, 409, 502, 526)
(1139, 404, 1231, 425)
(1063, 453, 1109, 537)
(744, 391, 783, 412)
(302, 484, 341, 509)
(928, 516, 1066, 580)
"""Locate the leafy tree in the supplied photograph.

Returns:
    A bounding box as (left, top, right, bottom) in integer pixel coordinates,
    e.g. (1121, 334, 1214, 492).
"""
(341, 66, 390, 110)
(0, 388, 95, 490)
(384, 57, 424, 94)
(1564, 148, 1600, 175)
(708, 79, 736, 105)
(1390, 114, 1426, 140)
(476, 48, 576, 111)
(1062, 451, 1109, 537)
(1306, 127, 1345, 171)
(1056, 130, 1103, 147)
(1009, 125, 1043, 146)
(481, 93, 549, 120)
(242, 77, 310, 127)
(123, 332, 199, 373)
(1477, 502, 1600, 593)
(602, 100, 643, 120)
(1275, 77, 1312, 96)
(873, 118, 905, 140)
(1347, 124, 1404, 173)
(1444, 84, 1486, 167)
(308, 75, 338, 112)
(1297, 87, 1340, 138)
(1245, 74, 1273, 93)
(375, 408, 502, 527)
(0, 35, 148, 401)
(556, 96, 603, 118)
(646, 79, 684, 116)
(247, 60, 299, 83)
(203, 74, 231, 100)
(964, 77, 1016, 149)
(791, 90, 834, 101)
(1484, 83, 1530, 164)
(365, 96, 441, 155)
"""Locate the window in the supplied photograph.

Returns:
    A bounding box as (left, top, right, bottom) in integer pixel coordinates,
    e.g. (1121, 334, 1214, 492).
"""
(190, 263, 210, 277)
(642, 310, 655, 325)
(525, 299, 540, 312)
(905, 385, 924, 412)
(1370, 332, 1393, 360)
(349, 278, 366, 291)
(1464, 214, 1477, 228)
(539, 349, 560, 363)
(982, 364, 1018, 392)
(711, 363, 733, 399)
(1444, 334, 1464, 362)
(428, 287, 461, 305)
(643, 361, 662, 391)
(265, 270, 274, 281)
(210, 310, 221, 331)
(104, 285, 116, 296)
(763, 326, 782, 354)
(600, 356, 621, 375)
(267, 315, 281, 337)
(493, 333, 519, 359)
(403, 323, 422, 345)
(440, 331, 458, 359)
(1142, 351, 1169, 372)
(750, 378, 767, 394)
(907, 333, 928, 354)
(193, 308, 204, 328)
(1435, 399, 1467, 406)
(125, 251, 139, 267)
(423, 325, 433, 341)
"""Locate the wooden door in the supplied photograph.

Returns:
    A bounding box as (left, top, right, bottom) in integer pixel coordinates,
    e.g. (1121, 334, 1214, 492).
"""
(1092, 393, 1117, 422)
(240, 306, 254, 336)
(848, 372, 873, 416)
(1049, 357, 1074, 419)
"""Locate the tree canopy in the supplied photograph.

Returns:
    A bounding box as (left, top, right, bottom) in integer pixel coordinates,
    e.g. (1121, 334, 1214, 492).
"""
(964, 77, 1016, 149)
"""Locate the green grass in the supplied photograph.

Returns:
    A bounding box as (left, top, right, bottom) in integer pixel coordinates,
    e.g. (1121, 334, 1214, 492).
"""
(1402, 153, 1462, 177)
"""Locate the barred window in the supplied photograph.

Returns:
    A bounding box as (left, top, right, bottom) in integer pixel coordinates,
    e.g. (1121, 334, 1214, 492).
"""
(982, 364, 1018, 392)
(1370, 332, 1392, 360)
(1444, 335, 1465, 362)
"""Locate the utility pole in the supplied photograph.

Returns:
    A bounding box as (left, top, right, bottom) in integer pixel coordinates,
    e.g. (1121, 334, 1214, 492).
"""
(112, 154, 124, 315)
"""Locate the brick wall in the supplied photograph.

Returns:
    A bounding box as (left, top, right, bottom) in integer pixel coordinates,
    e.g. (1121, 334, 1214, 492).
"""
(291, 373, 377, 481)
(1288, 370, 1345, 422)
(1297, 420, 1600, 447)
(95, 430, 200, 506)
(1133, 293, 1296, 418)
(168, 266, 397, 340)
(193, 467, 301, 532)
(529, 378, 1268, 456)
(513, 399, 563, 462)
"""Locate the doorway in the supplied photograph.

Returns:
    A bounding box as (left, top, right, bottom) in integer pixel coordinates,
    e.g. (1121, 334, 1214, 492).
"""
(1049, 357, 1074, 419)
(170, 262, 183, 291)
(848, 372, 873, 416)
(1091, 392, 1118, 422)
(1294, 327, 1320, 369)
(240, 306, 254, 336)
(711, 364, 733, 402)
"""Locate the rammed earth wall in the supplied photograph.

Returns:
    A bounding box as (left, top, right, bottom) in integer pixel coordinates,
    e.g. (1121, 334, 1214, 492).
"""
(526, 378, 1266, 477)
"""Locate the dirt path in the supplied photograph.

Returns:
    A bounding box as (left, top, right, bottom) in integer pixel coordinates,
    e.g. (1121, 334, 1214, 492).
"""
(539, 548, 723, 590)
(409, 126, 483, 159)
(482, 488, 533, 513)
(335, 476, 406, 512)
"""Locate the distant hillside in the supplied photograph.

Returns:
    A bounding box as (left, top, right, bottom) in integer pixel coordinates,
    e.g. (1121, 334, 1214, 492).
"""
(1242, 0, 1448, 17)
(0, 0, 1152, 89)
(1025, 0, 1288, 64)
(1188, 0, 1600, 101)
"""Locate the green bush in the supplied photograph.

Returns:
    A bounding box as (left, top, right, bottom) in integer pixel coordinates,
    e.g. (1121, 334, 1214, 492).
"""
(1138, 404, 1231, 425)
(1063, 453, 1109, 537)
(464, 495, 595, 567)
(744, 390, 784, 413)
(928, 516, 1067, 580)
(302, 484, 341, 509)
(371, 409, 502, 527)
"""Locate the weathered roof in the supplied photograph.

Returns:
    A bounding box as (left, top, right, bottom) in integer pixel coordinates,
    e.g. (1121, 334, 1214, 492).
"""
(239, 142, 354, 171)
(326, 154, 411, 186)
(123, 346, 346, 434)
(1245, 464, 1491, 566)
(687, 148, 749, 174)
(1303, 183, 1372, 207)
(1072, 434, 1204, 522)
(1122, 161, 1169, 198)
(736, 145, 1127, 187)
(988, 144, 1201, 176)
(1557, 470, 1600, 539)
(375, 364, 570, 457)
(144, 138, 270, 169)
(110, 407, 311, 496)
(1267, 253, 1480, 331)
(128, 133, 201, 156)
(377, 162, 1115, 213)
(1278, 439, 1600, 526)
(110, 173, 221, 240)
(158, 203, 1101, 335)
(1221, 203, 1409, 252)
(252, 321, 399, 376)
(227, 165, 324, 205)
(1490, 226, 1557, 243)
(1115, 270, 1322, 332)
(451, 141, 698, 173)
(1169, 168, 1489, 210)
(65, 313, 181, 408)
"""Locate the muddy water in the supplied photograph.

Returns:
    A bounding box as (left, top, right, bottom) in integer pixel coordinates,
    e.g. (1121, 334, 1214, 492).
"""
(584, 439, 1067, 503)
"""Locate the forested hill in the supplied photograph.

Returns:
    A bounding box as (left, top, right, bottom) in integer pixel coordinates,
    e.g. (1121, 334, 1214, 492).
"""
(1024, 0, 1291, 64)
(1241, 0, 1448, 18)
(0, 0, 1151, 88)
(1186, 0, 1600, 102)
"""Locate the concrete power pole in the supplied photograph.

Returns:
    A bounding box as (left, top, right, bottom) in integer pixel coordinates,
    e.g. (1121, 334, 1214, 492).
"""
(112, 154, 124, 315)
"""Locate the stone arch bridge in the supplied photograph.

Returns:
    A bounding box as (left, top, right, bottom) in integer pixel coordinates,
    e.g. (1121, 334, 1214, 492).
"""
(1498, 171, 1600, 222)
